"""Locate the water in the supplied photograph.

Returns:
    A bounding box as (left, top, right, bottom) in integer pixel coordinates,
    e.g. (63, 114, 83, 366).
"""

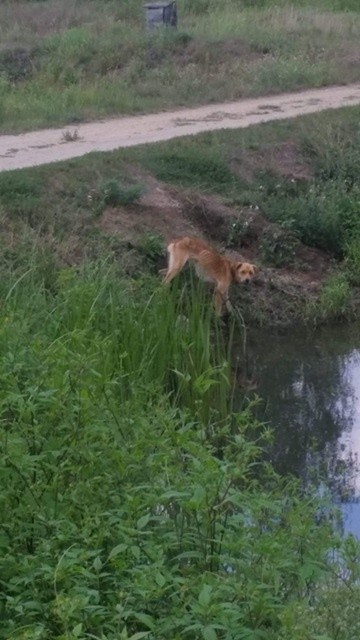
(242, 324, 360, 537)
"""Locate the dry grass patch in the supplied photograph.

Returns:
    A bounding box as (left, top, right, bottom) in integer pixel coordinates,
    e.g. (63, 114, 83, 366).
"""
(0, 0, 132, 46)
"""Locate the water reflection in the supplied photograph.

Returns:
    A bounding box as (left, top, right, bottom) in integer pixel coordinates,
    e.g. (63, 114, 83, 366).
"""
(240, 324, 360, 536)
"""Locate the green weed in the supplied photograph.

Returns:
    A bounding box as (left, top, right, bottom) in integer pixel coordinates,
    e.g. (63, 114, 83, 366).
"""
(260, 179, 360, 257)
(101, 178, 142, 207)
(307, 272, 353, 323)
(227, 215, 251, 248)
(259, 226, 300, 267)
(137, 233, 165, 269)
(320, 272, 352, 315)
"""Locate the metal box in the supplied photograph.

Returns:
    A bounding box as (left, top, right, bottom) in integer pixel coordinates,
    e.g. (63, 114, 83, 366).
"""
(145, 2, 177, 31)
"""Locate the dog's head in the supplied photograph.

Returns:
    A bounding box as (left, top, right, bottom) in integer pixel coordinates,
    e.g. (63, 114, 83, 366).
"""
(232, 261, 257, 283)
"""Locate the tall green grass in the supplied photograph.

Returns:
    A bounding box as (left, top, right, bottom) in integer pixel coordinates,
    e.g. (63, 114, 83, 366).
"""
(0, 256, 232, 421)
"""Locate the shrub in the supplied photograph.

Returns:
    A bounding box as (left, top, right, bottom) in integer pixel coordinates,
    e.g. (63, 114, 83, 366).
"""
(261, 179, 360, 257)
(137, 233, 165, 269)
(259, 226, 299, 267)
(101, 179, 142, 206)
(227, 215, 252, 248)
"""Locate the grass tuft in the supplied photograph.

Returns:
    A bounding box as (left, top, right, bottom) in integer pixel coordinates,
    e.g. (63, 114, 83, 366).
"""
(101, 178, 143, 207)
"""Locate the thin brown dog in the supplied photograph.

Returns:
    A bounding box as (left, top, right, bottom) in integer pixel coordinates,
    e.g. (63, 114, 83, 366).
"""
(162, 236, 257, 315)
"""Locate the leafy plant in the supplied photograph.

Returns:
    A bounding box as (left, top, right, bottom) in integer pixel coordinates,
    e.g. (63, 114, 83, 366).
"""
(259, 226, 299, 267)
(137, 233, 165, 269)
(227, 215, 251, 248)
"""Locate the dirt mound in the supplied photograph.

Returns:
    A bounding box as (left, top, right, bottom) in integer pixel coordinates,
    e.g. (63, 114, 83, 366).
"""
(99, 178, 196, 242)
(99, 175, 264, 255)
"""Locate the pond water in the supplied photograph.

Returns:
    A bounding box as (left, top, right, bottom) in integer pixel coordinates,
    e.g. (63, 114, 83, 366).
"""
(243, 324, 360, 537)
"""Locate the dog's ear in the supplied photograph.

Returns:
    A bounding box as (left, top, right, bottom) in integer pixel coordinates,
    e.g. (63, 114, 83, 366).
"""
(231, 262, 242, 277)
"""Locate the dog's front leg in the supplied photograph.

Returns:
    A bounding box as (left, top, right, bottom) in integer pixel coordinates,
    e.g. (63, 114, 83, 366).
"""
(214, 289, 225, 316)
(214, 284, 234, 315)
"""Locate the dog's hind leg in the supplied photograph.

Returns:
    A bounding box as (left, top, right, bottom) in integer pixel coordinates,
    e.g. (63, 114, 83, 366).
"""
(214, 283, 233, 316)
(163, 243, 189, 284)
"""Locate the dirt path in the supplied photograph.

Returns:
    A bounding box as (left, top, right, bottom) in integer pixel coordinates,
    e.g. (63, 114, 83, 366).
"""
(1, 83, 360, 172)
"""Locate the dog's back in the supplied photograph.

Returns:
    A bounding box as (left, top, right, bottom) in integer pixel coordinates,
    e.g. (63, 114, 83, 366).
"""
(167, 236, 231, 281)
(168, 236, 210, 257)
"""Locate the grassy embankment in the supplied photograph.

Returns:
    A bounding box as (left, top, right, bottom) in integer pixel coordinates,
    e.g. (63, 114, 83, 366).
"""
(0, 0, 359, 131)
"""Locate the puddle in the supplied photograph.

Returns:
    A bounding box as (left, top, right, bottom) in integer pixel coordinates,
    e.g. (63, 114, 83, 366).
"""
(238, 324, 360, 536)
